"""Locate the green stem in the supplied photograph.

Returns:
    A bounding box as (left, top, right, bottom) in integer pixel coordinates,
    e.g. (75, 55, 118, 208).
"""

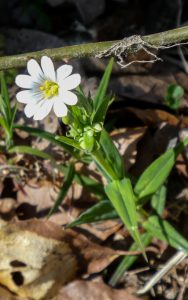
(0, 26, 188, 69)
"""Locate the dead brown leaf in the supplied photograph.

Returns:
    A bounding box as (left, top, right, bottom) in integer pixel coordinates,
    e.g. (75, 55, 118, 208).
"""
(0, 198, 16, 220)
(0, 286, 20, 300)
(56, 280, 142, 300)
(110, 69, 188, 107)
(111, 127, 147, 171)
(128, 108, 180, 127)
(0, 219, 77, 300)
(80, 219, 122, 241)
(17, 179, 59, 219)
(0, 219, 145, 299)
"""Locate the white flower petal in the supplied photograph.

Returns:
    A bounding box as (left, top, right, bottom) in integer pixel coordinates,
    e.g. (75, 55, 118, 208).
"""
(24, 102, 39, 118)
(15, 75, 33, 89)
(61, 74, 81, 90)
(27, 59, 44, 82)
(53, 100, 68, 117)
(33, 100, 54, 120)
(41, 56, 56, 81)
(57, 65, 73, 82)
(60, 90, 78, 105)
(16, 90, 34, 104)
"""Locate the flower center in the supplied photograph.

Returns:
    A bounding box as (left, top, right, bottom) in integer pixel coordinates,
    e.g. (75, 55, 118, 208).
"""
(40, 80, 59, 99)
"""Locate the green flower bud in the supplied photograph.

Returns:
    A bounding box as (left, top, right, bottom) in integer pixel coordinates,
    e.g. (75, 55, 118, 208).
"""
(79, 132, 95, 151)
(93, 123, 103, 132)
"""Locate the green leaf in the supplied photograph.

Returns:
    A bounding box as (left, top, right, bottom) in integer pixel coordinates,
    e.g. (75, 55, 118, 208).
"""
(105, 178, 146, 258)
(14, 125, 77, 155)
(93, 58, 114, 118)
(92, 149, 118, 181)
(135, 138, 188, 201)
(99, 129, 124, 179)
(165, 84, 184, 110)
(109, 232, 152, 286)
(151, 185, 167, 216)
(80, 132, 95, 151)
(74, 173, 104, 197)
(93, 94, 114, 124)
(55, 135, 81, 150)
(55, 164, 105, 197)
(144, 216, 188, 253)
(75, 86, 93, 115)
(68, 200, 118, 228)
(0, 115, 9, 136)
(48, 164, 75, 216)
(0, 71, 11, 126)
(134, 148, 175, 200)
(9, 146, 52, 160)
(10, 104, 17, 132)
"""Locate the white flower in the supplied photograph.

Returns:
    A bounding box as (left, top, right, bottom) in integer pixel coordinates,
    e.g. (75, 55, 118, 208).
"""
(15, 56, 81, 120)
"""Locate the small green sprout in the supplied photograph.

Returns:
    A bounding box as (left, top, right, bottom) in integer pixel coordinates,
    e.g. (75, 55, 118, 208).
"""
(165, 84, 184, 110)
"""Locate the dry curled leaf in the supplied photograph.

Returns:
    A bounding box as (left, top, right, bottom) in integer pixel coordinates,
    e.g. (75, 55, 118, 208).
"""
(0, 219, 145, 299)
(0, 219, 77, 300)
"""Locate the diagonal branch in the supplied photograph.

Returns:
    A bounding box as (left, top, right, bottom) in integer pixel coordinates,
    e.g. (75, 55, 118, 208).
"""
(0, 26, 188, 70)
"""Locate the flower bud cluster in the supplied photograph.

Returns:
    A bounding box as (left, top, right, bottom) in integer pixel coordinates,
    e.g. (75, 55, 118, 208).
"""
(62, 102, 103, 152)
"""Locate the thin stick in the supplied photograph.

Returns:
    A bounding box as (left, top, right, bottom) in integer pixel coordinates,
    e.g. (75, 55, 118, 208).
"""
(176, 0, 188, 73)
(1, 26, 188, 70)
(137, 250, 187, 295)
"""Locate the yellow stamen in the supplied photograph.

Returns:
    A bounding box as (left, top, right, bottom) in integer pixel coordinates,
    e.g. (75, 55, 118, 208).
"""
(40, 80, 59, 99)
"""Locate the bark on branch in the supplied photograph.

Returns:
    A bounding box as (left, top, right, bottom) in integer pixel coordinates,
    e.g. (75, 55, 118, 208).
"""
(0, 26, 188, 70)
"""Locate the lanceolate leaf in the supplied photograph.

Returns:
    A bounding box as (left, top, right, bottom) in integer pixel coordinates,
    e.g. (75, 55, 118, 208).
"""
(93, 94, 114, 124)
(74, 173, 105, 197)
(0, 115, 9, 136)
(151, 185, 167, 216)
(144, 216, 188, 253)
(48, 164, 75, 216)
(92, 149, 118, 181)
(99, 129, 124, 179)
(9, 146, 52, 160)
(14, 125, 77, 155)
(67, 200, 118, 228)
(55, 135, 81, 150)
(135, 138, 188, 200)
(92, 58, 114, 120)
(0, 71, 11, 126)
(105, 178, 146, 258)
(134, 148, 175, 200)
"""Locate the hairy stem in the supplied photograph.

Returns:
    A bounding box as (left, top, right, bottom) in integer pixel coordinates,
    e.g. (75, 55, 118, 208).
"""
(0, 26, 188, 70)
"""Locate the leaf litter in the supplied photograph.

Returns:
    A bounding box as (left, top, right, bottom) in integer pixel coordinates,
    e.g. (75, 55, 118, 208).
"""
(2, 35, 188, 300)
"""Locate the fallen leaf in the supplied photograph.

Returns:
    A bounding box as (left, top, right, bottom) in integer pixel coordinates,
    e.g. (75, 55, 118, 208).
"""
(0, 198, 16, 220)
(56, 280, 141, 300)
(0, 285, 19, 300)
(0, 219, 146, 299)
(17, 180, 58, 219)
(80, 219, 122, 241)
(111, 127, 147, 171)
(0, 219, 77, 300)
(127, 108, 180, 127)
(110, 69, 188, 107)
